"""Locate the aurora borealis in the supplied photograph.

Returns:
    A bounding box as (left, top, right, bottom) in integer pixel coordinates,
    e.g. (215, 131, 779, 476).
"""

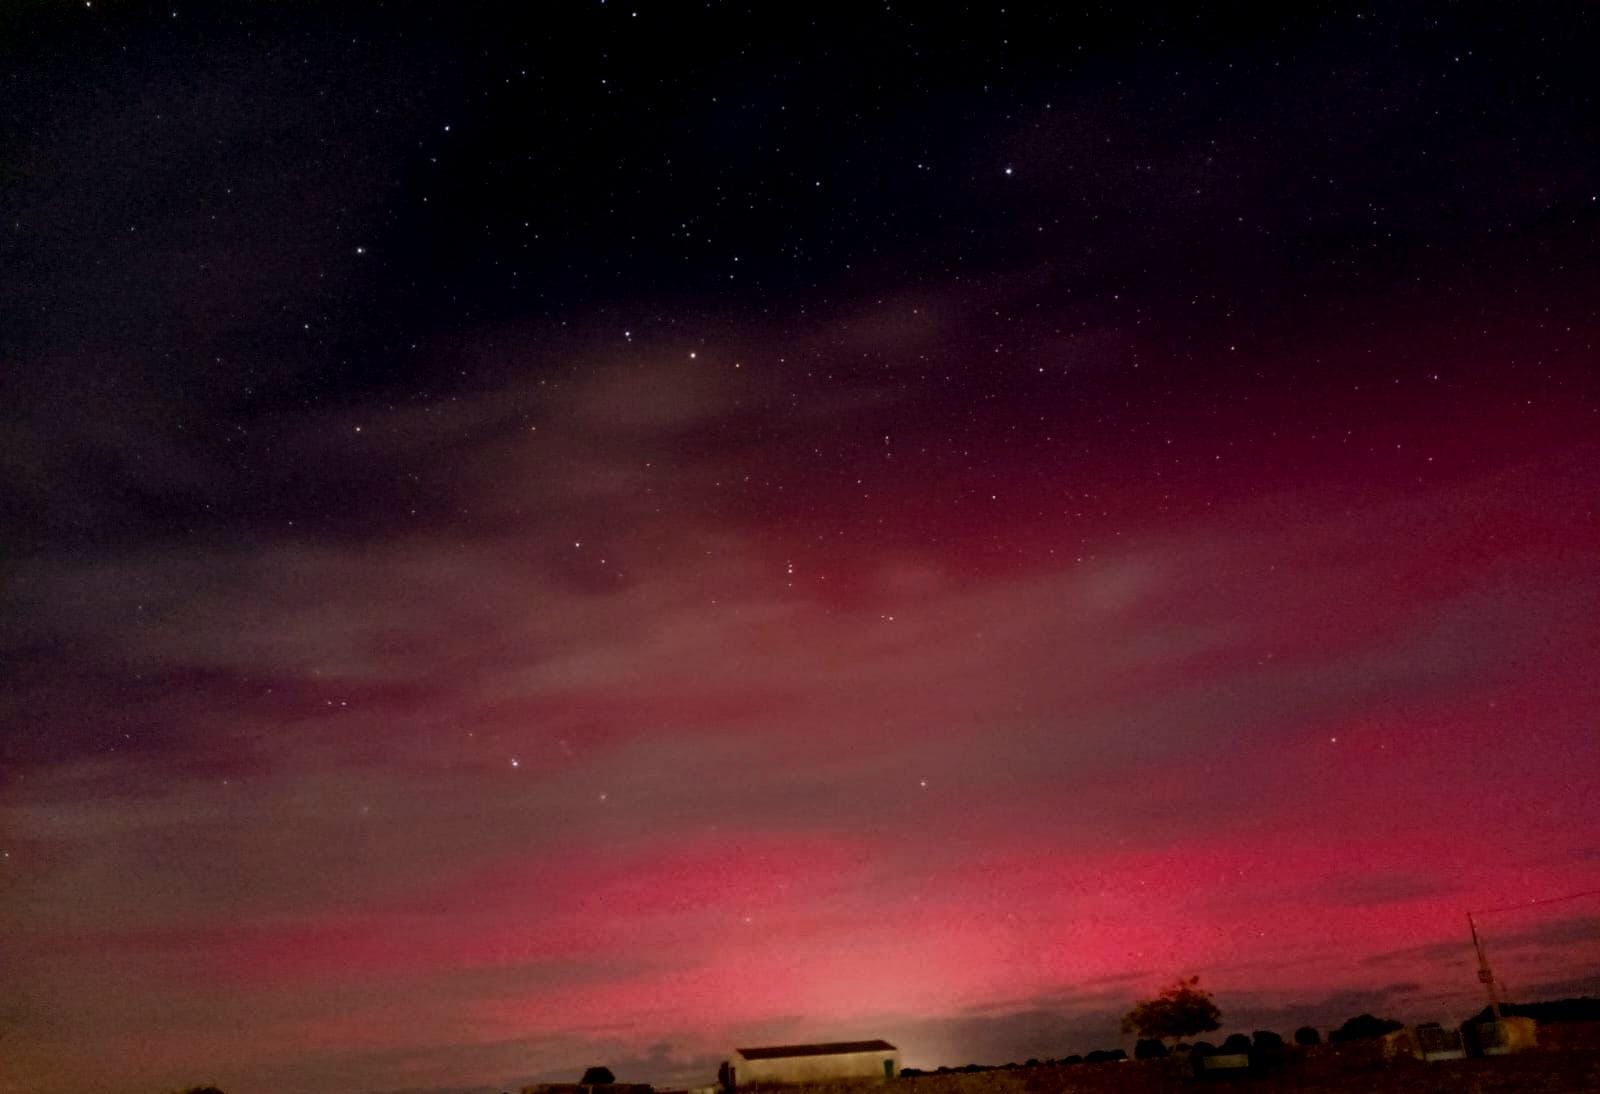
(3, 5, 1598, 1093)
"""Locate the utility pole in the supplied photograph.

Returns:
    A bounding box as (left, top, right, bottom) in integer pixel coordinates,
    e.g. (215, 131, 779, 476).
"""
(1463, 888, 1600, 1028)
(1466, 912, 1502, 1021)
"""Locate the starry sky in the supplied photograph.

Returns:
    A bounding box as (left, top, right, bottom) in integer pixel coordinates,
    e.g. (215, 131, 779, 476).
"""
(3, 4, 1599, 1093)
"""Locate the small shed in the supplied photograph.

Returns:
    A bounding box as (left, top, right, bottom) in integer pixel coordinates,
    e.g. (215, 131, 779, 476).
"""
(1478, 1016, 1537, 1055)
(1415, 1022, 1466, 1062)
(723, 1040, 899, 1088)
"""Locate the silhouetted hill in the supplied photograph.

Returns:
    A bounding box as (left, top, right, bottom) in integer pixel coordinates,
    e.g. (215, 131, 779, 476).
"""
(1466, 996, 1600, 1025)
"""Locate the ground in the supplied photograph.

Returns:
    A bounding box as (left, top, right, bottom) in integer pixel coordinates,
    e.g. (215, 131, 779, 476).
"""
(784, 1024, 1600, 1094)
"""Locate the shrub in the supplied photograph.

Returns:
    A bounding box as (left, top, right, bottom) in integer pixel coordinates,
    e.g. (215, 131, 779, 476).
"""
(1252, 1030, 1283, 1051)
(1293, 1025, 1321, 1046)
(1220, 1033, 1252, 1054)
(1328, 1014, 1404, 1044)
(1134, 1038, 1168, 1059)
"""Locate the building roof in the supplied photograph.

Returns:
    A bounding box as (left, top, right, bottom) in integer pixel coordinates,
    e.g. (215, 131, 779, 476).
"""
(735, 1041, 897, 1060)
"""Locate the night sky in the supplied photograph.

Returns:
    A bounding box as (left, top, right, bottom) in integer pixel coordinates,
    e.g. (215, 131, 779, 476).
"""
(4, 4, 1599, 1093)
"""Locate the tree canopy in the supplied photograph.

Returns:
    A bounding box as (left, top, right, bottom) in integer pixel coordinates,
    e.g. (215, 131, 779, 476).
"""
(1133, 1038, 1167, 1059)
(1327, 1013, 1403, 1043)
(580, 1067, 616, 1085)
(1121, 976, 1223, 1042)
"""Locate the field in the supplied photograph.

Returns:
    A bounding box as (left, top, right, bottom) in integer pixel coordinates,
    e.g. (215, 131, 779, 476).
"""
(784, 1024, 1600, 1094)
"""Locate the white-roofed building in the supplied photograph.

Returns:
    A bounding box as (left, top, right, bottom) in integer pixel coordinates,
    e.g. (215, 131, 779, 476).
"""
(721, 1041, 899, 1088)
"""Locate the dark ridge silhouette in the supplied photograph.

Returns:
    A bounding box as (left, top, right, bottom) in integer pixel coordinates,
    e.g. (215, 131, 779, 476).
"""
(1465, 996, 1600, 1025)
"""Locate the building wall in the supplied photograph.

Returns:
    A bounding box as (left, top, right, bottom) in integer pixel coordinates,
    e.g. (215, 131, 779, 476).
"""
(734, 1049, 899, 1085)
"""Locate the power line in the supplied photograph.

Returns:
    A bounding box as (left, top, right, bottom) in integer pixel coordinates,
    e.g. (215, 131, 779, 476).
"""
(1463, 886, 1600, 1021)
(1469, 887, 1600, 917)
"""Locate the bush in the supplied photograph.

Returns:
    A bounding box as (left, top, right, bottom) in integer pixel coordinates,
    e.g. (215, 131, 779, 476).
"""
(1252, 1030, 1283, 1052)
(1190, 1041, 1216, 1057)
(1293, 1025, 1321, 1046)
(1134, 1038, 1168, 1059)
(1220, 1033, 1252, 1054)
(1328, 1014, 1404, 1044)
(1249, 1029, 1286, 1070)
(580, 1068, 616, 1086)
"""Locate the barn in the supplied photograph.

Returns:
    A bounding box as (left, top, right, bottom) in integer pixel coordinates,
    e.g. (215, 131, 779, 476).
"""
(723, 1040, 899, 1088)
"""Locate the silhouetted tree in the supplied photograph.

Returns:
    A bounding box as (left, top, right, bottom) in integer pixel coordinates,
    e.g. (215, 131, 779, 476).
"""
(1062, 1055, 1084, 1065)
(1293, 1026, 1321, 1046)
(1190, 1041, 1216, 1057)
(1122, 976, 1223, 1043)
(1084, 1049, 1125, 1063)
(1327, 1014, 1403, 1043)
(1220, 1033, 1252, 1054)
(580, 1067, 616, 1085)
(1134, 1038, 1168, 1060)
(1249, 1029, 1286, 1068)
